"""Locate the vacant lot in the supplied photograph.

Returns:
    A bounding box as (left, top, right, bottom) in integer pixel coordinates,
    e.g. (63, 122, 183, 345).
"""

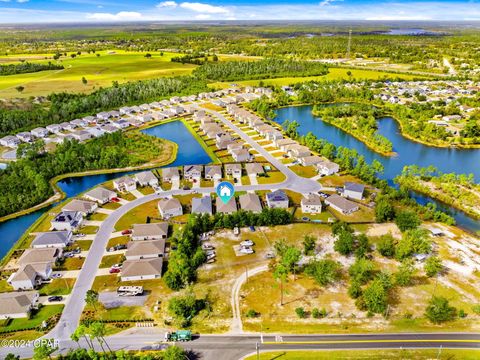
(0, 50, 196, 98)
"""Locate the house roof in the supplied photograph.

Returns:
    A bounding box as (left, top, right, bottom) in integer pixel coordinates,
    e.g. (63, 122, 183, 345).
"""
(132, 223, 169, 238)
(266, 190, 288, 203)
(52, 211, 81, 224)
(135, 171, 157, 183)
(162, 167, 179, 178)
(84, 186, 116, 201)
(18, 248, 59, 267)
(158, 198, 182, 212)
(114, 176, 136, 186)
(326, 194, 358, 212)
(32, 231, 71, 247)
(301, 193, 322, 206)
(225, 163, 242, 172)
(344, 182, 365, 194)
(239, 193, 262, 212)
(184, 165, 202, 175)
(0, 291, 38, 316)
(10, 264, 38, 282)
(126, 239, 165, 257)
(62, 199, 96, 213)
(245, 163, 264, 174)
(192, 196, 212, 214)
(121, 258, 163, 278)
(205, 165, 222, 178)
(215, 197, 237, 214)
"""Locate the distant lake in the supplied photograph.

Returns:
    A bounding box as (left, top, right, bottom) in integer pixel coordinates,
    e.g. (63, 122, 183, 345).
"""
(385, 28, 436, 35)
(0, 120, 211, 260)
(275, 105, 480, 233)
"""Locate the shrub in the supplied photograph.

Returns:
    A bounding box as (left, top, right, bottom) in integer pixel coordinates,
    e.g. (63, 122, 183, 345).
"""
(295, 307, 306, 318)
(246, 309, 259, 318)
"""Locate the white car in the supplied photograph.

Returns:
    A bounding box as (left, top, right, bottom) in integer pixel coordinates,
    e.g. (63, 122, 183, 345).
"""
(111, 263, 122, 269)
(202, 243, 214, 250)
(51, 273, 63, 279)
(239, 247, 254, 254)
(207, 253, 216, 261)
(240, 240, 254, 247)
(205, 250, 216, 257)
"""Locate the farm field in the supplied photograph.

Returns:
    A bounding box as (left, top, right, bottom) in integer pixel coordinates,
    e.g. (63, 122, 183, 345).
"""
(0, 50, 196, 98)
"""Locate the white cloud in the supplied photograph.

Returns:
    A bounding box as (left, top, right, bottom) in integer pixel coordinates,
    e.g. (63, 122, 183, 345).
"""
(195, 14, 211, 19)
(86, 11, 143, 21)
(319, 0, 343, 6)
(157, 1, 177, 8)
(179, 2, 229, 14)
(17, 0, 29, 3)
(0, 0, 11, 3)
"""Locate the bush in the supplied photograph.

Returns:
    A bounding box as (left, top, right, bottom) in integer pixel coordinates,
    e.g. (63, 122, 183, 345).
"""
(425, 296, 457, 324)
(312, 308, 327, 319)
(459, 309, 467, 318)
(246, 309, 259, 318)
(472, 304, 480, 315)
(377, 234, 396, 258)
(348, 280, 363, 299)
(295, 307, 306, 318)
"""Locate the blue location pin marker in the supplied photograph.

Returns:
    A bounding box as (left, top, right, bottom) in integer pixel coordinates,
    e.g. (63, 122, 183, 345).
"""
(216, 181, 235, 204)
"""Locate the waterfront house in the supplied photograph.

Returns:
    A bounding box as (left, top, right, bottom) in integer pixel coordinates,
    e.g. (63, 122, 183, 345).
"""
(62, 199, 98, 216)
(50, 211, 83, 231)
(84, 186, 117, 204)
(325, 194, 359, 214)
(184, 165, 202, 182)
(204, 165, 222, 181)
(135, 171, 159, 187)
(344, 182, 365, 200)
(162, 167, 180, 183)
(31, 230, 72, 249)
(113, 176, 137, 192)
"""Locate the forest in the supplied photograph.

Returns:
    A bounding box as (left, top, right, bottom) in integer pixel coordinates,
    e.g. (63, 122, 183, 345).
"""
(0, 132, 170, 217)
(193, 58, 329, 81)
(0, 61, 63, 76)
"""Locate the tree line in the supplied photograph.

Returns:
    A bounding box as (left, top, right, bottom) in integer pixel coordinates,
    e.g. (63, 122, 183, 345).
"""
(0, 61, 63, 76)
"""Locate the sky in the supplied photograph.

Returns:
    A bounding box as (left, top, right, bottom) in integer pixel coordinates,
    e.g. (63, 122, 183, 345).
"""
(0, 0, 480, 23)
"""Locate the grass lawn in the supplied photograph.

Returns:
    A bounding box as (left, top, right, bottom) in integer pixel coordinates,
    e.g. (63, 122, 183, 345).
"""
(320, 174, 362, 187)
(91, 275, 121, 292)
(245, 350, 480, 360)
(0, 279, 13, 292)
(115, 199, 161, 231)
(138, 186, 155, 195)
(0, 50, 196, 98)
(68, 240, 92, 251)
(209, 67, 427, 89)
(107, 236, 130, 249)
(39, 278, 76, 295)
(100, 254, 125, 268)
(100, 306, 147, 321)
(290, 165, 318, 178)
(80, 225, 99, 235)
(257, 171, 286, 185)
(0, 305, 64, 332)
(0, 330, 43, 341)
(120, 192, 137, 201)
(102, 202, 122, 210)
(328, 203, 375, 223)
(87, 212, 108, 221)
(55, 256, 85, 271)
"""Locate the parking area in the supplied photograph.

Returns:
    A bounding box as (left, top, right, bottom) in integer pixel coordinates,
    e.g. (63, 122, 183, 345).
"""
(99, 291, 148, 309)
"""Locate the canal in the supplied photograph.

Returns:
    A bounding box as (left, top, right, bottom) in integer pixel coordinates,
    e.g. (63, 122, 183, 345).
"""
(275, 105, 480, 233)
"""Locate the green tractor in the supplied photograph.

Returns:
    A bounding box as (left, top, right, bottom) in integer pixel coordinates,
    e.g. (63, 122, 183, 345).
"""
(164, 330, 192, 342)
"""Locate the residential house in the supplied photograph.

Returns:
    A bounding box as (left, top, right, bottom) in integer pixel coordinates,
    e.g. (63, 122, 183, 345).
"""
(31, 127, 49, 138)
(135, 171, 159, 187)
(125, 240, 165, 261)
(50, 211, 83, 231)
(0, 291, 39, 319)
(62, 199, 98, 216)
(87, 127, 105, 138)
(46, 124, 62, 134)
(231, 148, 251, 162)
(216, 196, 237, 214)
(301, 193, 323, 214)
(0, 135, 21, 148)
(8, 262, 52, 290)
(113, 176, 137, 192)
(299, 155, 323, 167)
(285, 144, 310, 158)
(316, 160, 340, 176)
(157, 198, 183, 219)
(225, 163, 242, 178)
(274, 138, 296, 148)
(239, 193, 262, 213)
(325, 194, 359, 214)
(344, 182, 365, 200)
(101, 124, 119, 134)
(204, 165, 222, 181)
(245, 163, 264, 177)
(16, 132, 34, 143)
(111, 119, 130, 129)
(184, 165, 202, 182)
(192, 196, 213, 215)
(84, 186, 117, 204)
(71, 130, 93, 142)
(120, 258, 163, 282)
(131, 222, 169, 241)
(162, 167, 180, 183)
(216, 132, 234, 149)
(266, 190, 289, 209)
(17, 248, 61, 268)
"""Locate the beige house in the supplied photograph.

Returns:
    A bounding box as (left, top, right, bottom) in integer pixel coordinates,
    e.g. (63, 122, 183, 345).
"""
(8, 263, 52, 290)
(17, 248, 61, 267)
(62, 199, 98, 216)
(84, 186, 117, 204)
(131, 223, 169, 241)
(245, 163, 264, 176)
(0, 291, 39, 319)
(225, 163, 242, 178)
(204, 165, 222, 181)
(121, 258, 163, 282)
(158, 198, 183, 219)
(162, 167, 180, 183)
(125, 240, 165, 261)
(135, 171, 159, 187)
(301, 193, 323, 214)
(216, 197, 237, 214)
(113, 176, 137, 192)
(325, 194, 359, 214)
(239, 193, 263, 213)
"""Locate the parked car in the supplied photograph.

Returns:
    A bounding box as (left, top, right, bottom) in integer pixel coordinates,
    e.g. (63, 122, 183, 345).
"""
(249, 226, 256, 232)
(111, 263, 122, 269)
(202, 243, 214, 250)
(239, 247, 254, 254)
(114, 244, 127, 251)
(72, 247, 81, 254)
(206, 258, 216, 264)
(240, 240, 254, 247)
(48, 296, 63, 302)
(264, 251, 275, 259)
(63, 252, 74, 258)
(205, 250, 216, 257)
(111, 197, 120, 203)
(207, 253, 216, 261)
(51, 273, 63, 279)
(319, 192, 328, 198)
(109, 268, 121, 274)
(121, 229, 132, 235)
(75, 233, 85, 238)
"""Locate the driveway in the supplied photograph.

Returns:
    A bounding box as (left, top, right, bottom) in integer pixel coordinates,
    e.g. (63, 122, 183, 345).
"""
(99, 291, 147, 308)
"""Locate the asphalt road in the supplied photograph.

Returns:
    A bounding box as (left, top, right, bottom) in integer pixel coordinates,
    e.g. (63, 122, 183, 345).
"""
(3, 332, 480, 359)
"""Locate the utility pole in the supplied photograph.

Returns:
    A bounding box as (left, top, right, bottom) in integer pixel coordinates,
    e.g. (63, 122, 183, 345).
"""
(346, 29, 352, 60)
(256, 342, 260, 360)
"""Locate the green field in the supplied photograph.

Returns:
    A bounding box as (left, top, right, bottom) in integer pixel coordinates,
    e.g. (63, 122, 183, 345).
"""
(0, 50, 196, 98)
(209, 67, 428, 89)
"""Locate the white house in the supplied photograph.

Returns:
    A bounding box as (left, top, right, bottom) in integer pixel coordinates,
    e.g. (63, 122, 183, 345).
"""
(8, 263, 52, 290)
(0, 291, 39, 319)
(266, 190, 289, 209)
(120, 258, 163, 282)
(31, 231, 72, 249)
(113, 176, 137, 192)
(162, 167, 180, 183)
(135, 171, 159, 187)
(0, 135, 21, 148)
(157, 198, 183, 219)
(84, 186, 117, 204)
(131, 222, 169, 241)
(301, 193, 323, 214)
(316, 160, 340, 176)
(344, 182, 365, 200)
(31, 127, 49, 138)
(50, 211, 83, 231)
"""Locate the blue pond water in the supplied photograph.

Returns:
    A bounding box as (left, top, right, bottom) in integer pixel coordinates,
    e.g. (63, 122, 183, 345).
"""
(0, 121, 211, 260)
(275, 105, 480, 233)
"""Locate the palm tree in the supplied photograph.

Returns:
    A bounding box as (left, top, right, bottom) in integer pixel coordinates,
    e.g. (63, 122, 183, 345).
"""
(85, 289, 99, 310)
(72, 324, 94, 350)
(90, 322, 114, 356)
